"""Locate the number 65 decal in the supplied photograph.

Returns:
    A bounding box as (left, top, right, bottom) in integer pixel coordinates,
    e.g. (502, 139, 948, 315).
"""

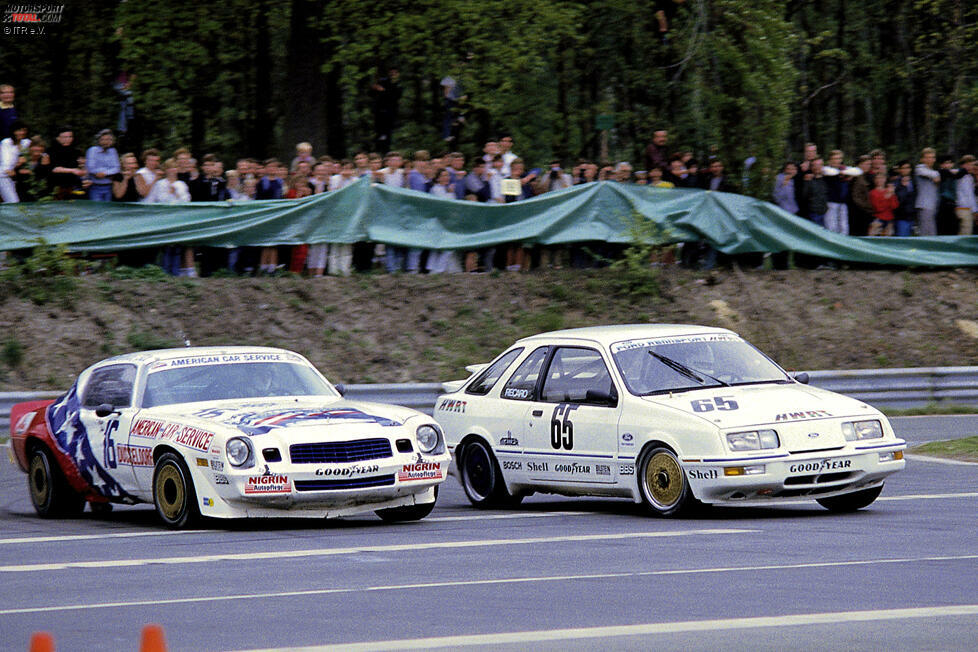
(690, 396, 739, 413)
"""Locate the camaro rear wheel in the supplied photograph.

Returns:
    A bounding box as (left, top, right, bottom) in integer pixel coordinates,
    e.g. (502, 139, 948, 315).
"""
(153, 452, 200, 529)
(27, 446, 84, 518)
(375, 488, 438, 522)
(459, 439, 523, 508)
(638, 446, 696, 517)
(816, 485, 884, 513)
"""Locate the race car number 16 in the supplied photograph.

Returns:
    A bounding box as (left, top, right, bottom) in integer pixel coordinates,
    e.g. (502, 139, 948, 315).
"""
(103, 419, 120, 469)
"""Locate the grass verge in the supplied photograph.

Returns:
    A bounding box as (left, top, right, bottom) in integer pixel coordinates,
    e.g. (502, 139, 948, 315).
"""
(909, 436, 978, 463)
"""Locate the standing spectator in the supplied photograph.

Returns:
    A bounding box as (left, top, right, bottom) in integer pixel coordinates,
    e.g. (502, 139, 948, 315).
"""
(869, 149, 887, 177)
(955, 155, 977, 236)
(499, 135, 517, 177)
(487, 154, 507, 201)
(654, 0, 687, 42)
(868, 173, 898, 236)
(189, 154, 229, 202)
(574, 160, 598, 185)
(699, 158, 734, 192)
(15, 135, 51, 201)
(327, 160, 358, 275)
(402, 151, 432, 273)
(172, 147, 196, 184)
(85, 129, 121, 202)
(0, 120, 29, 203)
(803, 158, 828, 227)
(892, 160, 916, 237)
(914, 147, 941, 236)
(370, 66, 402, 151)
(291, 142, 315, 172)
(795, 143, 818, 218)
(145, 158, 191, 276)
(255, 158, 285, 199)
(937, 155, 959, 235)
(502, 158, 537, 272)
(440, 73, 465, 144)
(481, 140, 500, 166)
(47, 127, 86, 199)
(643, 129, 669, 174)
(380, 151, 409, 273)
(822, 150, 849, 234)
(135, 148, 161, 202)
(615, 162, 634, 183)
(111, 153, 141, 202)
(772, 161, 799, 215)
(0, 84, 17, 141)
(539, 160, 574, 193)
(309, 161, 330, 194)
(848, 155, 874, 236)
(426, 168, 461, 273)
(306, 162, 330, 278)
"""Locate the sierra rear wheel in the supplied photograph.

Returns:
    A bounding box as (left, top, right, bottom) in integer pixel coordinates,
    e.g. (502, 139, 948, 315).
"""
(816, 485, 884, 513)
(153, 452, 200, 529)
(27, 447, 84, 518)
(459, 439, 523, 509)
(637, 446, 696, 517)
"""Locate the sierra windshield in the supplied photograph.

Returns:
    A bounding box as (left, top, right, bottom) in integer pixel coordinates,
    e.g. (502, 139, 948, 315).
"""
(611, 334, 790, 396)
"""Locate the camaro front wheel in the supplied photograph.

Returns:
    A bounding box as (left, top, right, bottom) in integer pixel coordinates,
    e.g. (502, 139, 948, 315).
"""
(27, 446, 84, 518)
(637, 446, 697, 517)
(375, 488, 438, 522)
(816, 485, 884, 513)
(459, 439, 523, 508)
(153, 452, 200, 529)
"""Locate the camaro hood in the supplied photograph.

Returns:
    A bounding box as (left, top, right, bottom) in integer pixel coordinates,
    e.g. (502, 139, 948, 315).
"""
(642, 383, 877, 430)
(142, 397, 423, 436)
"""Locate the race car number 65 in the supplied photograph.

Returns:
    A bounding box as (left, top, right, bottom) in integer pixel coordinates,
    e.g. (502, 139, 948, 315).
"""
(690, 396, 739, 412)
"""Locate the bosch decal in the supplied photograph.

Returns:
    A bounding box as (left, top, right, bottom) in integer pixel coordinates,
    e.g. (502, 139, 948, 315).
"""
(502, 460, 522, 471)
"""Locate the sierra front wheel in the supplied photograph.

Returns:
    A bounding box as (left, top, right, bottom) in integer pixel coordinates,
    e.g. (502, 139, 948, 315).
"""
(637, 446, 696, 517)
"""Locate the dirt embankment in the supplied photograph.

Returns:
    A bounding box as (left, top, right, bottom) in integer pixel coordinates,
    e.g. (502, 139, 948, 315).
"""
(2, 267, 977, 390)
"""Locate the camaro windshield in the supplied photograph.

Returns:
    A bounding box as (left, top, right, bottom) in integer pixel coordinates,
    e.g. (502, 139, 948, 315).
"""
(611, 334, 790, 396)
(142, 362, 335, 407)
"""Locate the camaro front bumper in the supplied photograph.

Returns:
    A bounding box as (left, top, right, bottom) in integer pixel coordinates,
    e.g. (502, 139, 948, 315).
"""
(194, 451, 452, 518)
(682, 440, 906, 504)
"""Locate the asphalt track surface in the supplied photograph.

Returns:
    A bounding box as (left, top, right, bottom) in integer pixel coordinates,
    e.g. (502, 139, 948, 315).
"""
(1, 416, 976, 651)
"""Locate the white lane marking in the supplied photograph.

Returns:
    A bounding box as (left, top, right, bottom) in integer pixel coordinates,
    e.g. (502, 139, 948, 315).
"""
(426, 511, 590, 522)
(3, 553, 975, 616)
(0, 530, 208, 545)
(879, 492, 978, 501)
(0, 529, 753, 573)
(238, 604, 978, 651)
(905, 453, 978, 466)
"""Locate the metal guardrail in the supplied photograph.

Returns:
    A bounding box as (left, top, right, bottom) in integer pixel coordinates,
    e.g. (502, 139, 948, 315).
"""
(3, 370, 978, 434)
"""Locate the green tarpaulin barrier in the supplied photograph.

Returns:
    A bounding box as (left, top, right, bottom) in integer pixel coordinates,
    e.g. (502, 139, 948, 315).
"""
(2, 178, 977, 266)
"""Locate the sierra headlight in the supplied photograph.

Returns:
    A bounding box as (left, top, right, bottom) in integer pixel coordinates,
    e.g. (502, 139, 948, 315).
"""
(842, 419, 883, 441)
(726, 429, 780, 451)
(416, 424, 442, 454)
(226, 437, 254, 467)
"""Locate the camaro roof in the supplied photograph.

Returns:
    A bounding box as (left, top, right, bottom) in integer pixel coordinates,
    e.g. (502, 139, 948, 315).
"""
(95, 346, 300, 366)
(515, 324, 737, 348)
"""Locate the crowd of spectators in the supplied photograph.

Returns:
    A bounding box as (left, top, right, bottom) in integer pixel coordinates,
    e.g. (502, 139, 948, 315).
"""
(3, 81, 977, 276)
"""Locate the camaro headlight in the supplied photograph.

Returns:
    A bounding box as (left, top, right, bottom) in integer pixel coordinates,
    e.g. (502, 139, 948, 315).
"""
(842, 419, 883, 441)
(726, 429, 780, 451)
(226, 437, 254, 467)
(416, 424, 442, 454)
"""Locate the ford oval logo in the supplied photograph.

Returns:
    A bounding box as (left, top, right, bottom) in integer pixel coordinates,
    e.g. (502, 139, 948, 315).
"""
(622, 433, 634, 441)
(808, 432, 821, 439)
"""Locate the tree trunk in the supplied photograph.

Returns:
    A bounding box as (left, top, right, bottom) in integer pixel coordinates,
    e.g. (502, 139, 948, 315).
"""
(283, 0, 328, 160)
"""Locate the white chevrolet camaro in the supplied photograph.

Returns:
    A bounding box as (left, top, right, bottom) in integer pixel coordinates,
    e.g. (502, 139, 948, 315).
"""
(10, 347, 450, 528)
(435, 325, 906, 516)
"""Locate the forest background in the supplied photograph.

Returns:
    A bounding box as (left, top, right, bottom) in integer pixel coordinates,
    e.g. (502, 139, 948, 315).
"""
(2, 0, 978, 196)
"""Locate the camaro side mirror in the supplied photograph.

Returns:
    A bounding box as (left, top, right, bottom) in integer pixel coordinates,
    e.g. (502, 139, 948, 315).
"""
(793, 372, 810, 385)
(95, 403, 119, 418)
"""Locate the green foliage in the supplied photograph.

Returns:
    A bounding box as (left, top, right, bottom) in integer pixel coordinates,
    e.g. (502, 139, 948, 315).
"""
(0, 239, 78, 305)
(108, 265, 170, 280)
(1, 338, 24, 368)
(608, 212, 670, 302)
(126, 329, 179, 351)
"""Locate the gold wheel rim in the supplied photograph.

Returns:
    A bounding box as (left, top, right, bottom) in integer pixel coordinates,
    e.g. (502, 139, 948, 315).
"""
(29, 456, 50, 507)
(645, 452, 683, 509)
(156, 464, 186, 521)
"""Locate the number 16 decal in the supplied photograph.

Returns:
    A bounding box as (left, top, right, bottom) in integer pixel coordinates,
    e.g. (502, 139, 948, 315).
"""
(103, 419, 120, 469)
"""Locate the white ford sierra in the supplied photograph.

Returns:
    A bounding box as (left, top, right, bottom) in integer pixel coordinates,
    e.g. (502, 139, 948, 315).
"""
(435, 325, 905, 516)
(10, 347, 450, 528)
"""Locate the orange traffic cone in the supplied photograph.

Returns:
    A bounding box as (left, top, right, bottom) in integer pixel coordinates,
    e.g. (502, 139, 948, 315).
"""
(28, 632, 55, 652)
(139, 624, 167, 652)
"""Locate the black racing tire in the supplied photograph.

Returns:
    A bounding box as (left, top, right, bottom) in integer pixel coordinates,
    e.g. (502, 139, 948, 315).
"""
(376, 498, 437, 523)
(637, 446, 697, 517)
(27, 446, 85, 518)
(458, 439, 523, 509)
(153, 452, 200, 529)
(816, 484, 884, 513)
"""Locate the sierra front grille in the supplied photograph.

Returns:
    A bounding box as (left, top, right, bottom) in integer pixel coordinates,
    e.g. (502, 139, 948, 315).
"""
(290, 438, 393, 464)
